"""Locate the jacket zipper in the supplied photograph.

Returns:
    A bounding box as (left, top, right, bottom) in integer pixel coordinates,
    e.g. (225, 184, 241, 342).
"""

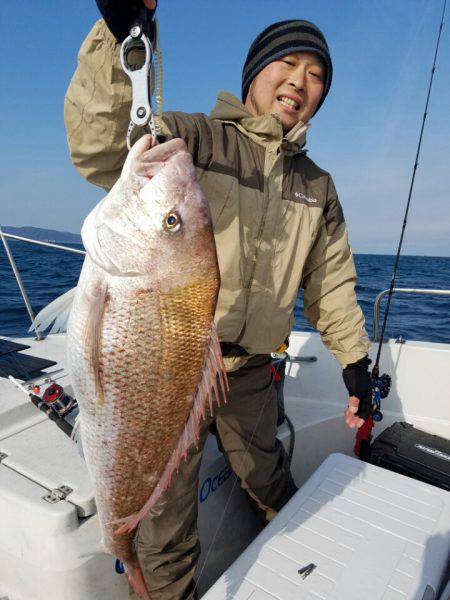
(235, 149, 279, 343)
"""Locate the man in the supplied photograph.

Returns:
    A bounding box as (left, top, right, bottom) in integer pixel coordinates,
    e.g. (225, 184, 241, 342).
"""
(65, 3, 372, 598)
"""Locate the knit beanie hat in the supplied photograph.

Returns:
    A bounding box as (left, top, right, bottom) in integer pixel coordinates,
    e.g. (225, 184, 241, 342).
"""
(242, 20, 333, 115)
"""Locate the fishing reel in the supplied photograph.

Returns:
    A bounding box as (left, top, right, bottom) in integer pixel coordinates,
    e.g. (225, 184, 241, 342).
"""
(371, 373, 391, 422)
(41, 382, 77, 418)
(355, 371, 392, 459)
(9, 374, 78, 438)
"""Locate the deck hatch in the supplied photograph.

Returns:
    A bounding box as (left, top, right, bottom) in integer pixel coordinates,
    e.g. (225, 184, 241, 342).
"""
(0, 339, 30, 356)
(1, 419, 95, 517)
(0, 350, 57, 379)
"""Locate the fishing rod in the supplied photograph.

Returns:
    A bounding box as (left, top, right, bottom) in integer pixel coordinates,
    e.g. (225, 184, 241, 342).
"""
(372, 0, 447, 381)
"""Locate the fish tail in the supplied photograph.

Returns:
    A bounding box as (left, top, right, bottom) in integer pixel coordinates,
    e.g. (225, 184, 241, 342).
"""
(29, 286, 77, 333)
(124, 558, 152, 600)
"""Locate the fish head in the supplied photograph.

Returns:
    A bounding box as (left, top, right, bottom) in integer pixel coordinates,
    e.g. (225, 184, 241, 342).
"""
(83, 135, 218, 289)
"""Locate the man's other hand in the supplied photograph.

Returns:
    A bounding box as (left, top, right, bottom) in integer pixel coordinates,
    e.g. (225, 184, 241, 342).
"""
(342, 356, 372, 428)
(344, 396, 364, 429)
(96, 0, 158, 42)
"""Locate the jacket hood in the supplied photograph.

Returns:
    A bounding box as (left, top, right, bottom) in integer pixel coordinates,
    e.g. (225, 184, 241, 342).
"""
(210, 92, 308, 155)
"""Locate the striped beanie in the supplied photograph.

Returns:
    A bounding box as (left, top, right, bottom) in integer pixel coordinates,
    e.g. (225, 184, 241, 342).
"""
(242, 20, 333, 115)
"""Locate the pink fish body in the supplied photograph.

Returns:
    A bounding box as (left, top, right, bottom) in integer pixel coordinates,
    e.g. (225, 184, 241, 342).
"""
(67, 136, 226, 598)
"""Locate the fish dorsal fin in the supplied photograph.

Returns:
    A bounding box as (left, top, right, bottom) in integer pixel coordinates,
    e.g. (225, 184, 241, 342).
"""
(113, 322, 228, 535)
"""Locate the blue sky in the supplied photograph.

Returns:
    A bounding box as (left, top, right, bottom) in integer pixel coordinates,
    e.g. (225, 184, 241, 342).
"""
(1, 0, 449, 256)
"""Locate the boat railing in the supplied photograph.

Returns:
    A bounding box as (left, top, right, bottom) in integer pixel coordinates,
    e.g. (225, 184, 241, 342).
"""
(373, 287, 450, 342)
(0, 230, 85, 340)
(1, 232, 85, 256)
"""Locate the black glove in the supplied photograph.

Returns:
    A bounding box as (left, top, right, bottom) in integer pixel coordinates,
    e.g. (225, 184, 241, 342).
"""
(96, 0, 157, 43)
(342, 356, 372, 420)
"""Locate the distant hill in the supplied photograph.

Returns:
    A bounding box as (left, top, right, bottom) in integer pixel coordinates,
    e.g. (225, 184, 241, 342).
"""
(2, 226, 82, 245)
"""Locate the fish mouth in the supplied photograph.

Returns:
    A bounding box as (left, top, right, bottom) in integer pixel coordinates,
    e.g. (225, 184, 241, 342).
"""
(277, 95, 301, 112)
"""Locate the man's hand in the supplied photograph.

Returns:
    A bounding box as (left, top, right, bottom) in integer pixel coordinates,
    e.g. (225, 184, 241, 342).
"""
(342, 356, 372, 429)
(344, 396, 364, 429)
(96, 0, 158, 42)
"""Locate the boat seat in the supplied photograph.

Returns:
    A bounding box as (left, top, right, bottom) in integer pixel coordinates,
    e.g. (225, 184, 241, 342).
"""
(203, 453, 450, 599)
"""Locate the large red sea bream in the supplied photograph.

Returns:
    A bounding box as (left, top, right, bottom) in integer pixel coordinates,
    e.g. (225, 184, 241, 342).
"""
(66, 136, 226, 598)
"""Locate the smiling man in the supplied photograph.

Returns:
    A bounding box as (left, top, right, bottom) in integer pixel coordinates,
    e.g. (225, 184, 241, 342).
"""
(65, 9, 372, 599)
(245, 50, 325, 130)
(242, 22, 330, 130)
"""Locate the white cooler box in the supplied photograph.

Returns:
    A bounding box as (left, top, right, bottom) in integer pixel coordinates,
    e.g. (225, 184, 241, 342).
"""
(204, 453, 450, 600)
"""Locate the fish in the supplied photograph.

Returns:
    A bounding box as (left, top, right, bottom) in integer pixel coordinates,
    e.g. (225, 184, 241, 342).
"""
(65, 135, 227, 598)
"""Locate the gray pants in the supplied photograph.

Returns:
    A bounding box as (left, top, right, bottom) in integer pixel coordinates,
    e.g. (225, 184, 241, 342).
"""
(131, 354, 296, 599)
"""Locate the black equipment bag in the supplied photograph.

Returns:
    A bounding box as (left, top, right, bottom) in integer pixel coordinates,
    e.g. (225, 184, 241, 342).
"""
(369, 422, 450, 491)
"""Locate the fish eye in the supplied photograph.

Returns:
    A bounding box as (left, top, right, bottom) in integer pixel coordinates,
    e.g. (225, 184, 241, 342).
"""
(163, 211, 182, 232)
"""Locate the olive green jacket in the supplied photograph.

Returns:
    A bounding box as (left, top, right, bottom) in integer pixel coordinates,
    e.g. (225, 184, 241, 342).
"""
(65, 19, 371, 370)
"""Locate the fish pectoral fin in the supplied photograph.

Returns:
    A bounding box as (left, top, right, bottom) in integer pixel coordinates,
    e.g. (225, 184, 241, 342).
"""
(80, 267, 108, 405)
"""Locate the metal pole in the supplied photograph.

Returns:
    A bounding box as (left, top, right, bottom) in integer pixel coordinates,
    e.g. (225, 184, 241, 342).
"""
(0, 229, 43, 340)
(373, 287, 450, 341)
(0, 232, 85, 255)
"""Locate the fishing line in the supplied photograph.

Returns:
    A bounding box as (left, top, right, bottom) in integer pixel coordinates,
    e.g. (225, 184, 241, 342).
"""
(193, 377, 277, 595)
(372, 0, 447, 379)
(152, 18, 163, 136)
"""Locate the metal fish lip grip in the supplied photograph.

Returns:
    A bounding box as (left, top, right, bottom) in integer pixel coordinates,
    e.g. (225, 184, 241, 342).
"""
(120, 24, 155, 146)
(120, 16, 163, 149)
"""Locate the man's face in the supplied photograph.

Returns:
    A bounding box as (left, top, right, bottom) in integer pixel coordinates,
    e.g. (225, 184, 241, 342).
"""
(244, 52, 325, 132)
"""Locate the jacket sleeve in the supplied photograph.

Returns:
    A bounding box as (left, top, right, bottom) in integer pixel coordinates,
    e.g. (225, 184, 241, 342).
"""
(64, 19, 213, 191)
(301, 177, 371, 367)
